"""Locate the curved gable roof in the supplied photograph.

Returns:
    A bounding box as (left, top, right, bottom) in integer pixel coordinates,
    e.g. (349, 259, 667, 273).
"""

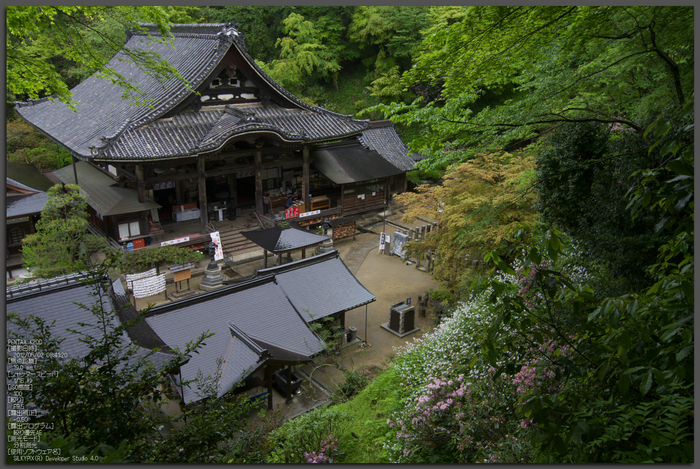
(16, 22, 368, 162)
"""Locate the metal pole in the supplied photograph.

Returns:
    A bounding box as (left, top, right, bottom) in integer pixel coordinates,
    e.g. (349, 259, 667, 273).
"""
(360, 304, 370, 348)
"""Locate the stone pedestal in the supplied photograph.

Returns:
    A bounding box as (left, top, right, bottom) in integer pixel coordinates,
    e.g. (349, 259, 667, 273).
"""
(199, 260, 223, 291)
(316, 237, 334, 255)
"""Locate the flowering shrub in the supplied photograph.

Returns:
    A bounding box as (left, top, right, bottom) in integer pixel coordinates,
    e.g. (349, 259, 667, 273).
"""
(512, 340, 570, 399)
(384, 287, 534, 463)
(267, 408, 348, 463)
(303, 435, 339, 463)
(385, 371, 531, 463)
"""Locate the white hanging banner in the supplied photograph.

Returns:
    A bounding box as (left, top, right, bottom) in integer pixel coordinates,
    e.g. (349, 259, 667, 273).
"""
(132, 274, 166, 299)
(210, 231, 224, 261)
(125, 268, 157, 291)
(161, 236, 190, 246)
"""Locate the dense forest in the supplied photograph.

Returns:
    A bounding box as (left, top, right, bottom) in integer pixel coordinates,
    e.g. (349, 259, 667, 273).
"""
(6, 6, 693, 463)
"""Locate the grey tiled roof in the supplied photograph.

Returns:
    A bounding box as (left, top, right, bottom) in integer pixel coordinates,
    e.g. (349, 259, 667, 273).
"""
(6, 275, 118, 360)
(145, 277, 325, 404)
(52, 161, 160, 216)
(6, 178, 48, 218)
(312, 142, 404, 184)
(241, 226, 328, 253)
(16, 22, 368, 161)
(101, 104, 367, 160)
(256, 250, 376, 322)
(6, 163, 54, 192)
(6, 273, 175, 389)
(359, 121, 423, 171)
(111, 279, 174, 353)
(218, 334, 264, 400)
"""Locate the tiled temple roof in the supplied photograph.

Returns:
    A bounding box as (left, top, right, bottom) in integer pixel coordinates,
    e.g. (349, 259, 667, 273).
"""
(16, 23, 368, 161)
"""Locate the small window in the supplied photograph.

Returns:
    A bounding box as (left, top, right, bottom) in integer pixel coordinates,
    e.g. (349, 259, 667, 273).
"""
(118, 221, 141, 240)
(9, 227, 25, 245)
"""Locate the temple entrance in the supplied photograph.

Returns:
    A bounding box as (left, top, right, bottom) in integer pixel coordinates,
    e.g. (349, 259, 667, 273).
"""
(237, 176, 255, 207)
(153, 187, 177, 220)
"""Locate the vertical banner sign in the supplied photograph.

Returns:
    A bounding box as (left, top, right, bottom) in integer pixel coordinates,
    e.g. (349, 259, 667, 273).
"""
(392, 232, 409, 259)
(379, 232, 386, 254)
(210, 231, 224, 261)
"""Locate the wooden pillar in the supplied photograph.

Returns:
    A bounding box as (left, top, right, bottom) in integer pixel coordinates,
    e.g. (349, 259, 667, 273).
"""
(384, 177, 389, 207)
(198, 156, 208, 231)
(286, 366, 293, 403)
(135, 164, 145, 203)
(265, 366, 273, 411)
(277, 252, 282, 266)
(255, 150, 263, 217)
(340, 184, 345, 217)
(139, 211, 148, 237)
(301, 247, 306, 260)
(71, 156, 79, 184)
(229, 173, 237, 216)
(263, 250, 268, 269)
(176, 180, 184, 205)
(302, 146, 310, 213)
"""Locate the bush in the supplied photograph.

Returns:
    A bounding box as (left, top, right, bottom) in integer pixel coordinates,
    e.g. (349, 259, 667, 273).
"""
(267, 408, 350, 463)
(335, 369, 371, 401)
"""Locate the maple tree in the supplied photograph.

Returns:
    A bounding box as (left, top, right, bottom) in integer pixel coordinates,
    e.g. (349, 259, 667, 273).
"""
(395, 151, 536, 290)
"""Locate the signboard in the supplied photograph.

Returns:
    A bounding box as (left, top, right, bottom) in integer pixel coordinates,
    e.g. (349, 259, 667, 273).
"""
(392, 232, 409, 259)
(209, 231, 224, 261)
(161, 236, 190, 246)
(299, 209, 321, 218)
(379, 232, 387, 253)
(285, 206, 299, 219)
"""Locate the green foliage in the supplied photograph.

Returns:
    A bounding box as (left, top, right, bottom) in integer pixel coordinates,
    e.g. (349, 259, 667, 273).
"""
(395, 151, 537, 291)
(116, 245, 204, 275)
(258, 12, 341, 91)
(405, 168, 442, 186)
(478, 227, 693, 462)
(146, 396, 253, 462)
(348, 6, 429, 102)
(6, 423, 131, 463)
(225, 408, 286, 463)
(269, 367, 407, 463)
(6, 119, 72, 171)
(160, 6, 206, 24)
(268, 408, 350, 463)
(21, 184, 110, 278)
(6, 263, 213, 461)
(472, 101, 694, 461)
(371, 6, 694, 169)
(536, 121, 660, 291)
(7, 6, 187, 108)
(335, 369, 371, 402)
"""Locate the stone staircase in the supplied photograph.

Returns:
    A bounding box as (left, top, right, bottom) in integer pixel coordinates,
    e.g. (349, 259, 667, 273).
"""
(218, 228, 260, 261)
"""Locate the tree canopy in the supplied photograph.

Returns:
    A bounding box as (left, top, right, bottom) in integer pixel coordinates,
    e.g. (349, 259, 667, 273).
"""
(21, 184, 109, 278)
(6, 6, 186, 109)
(370, 6, 694, 168)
